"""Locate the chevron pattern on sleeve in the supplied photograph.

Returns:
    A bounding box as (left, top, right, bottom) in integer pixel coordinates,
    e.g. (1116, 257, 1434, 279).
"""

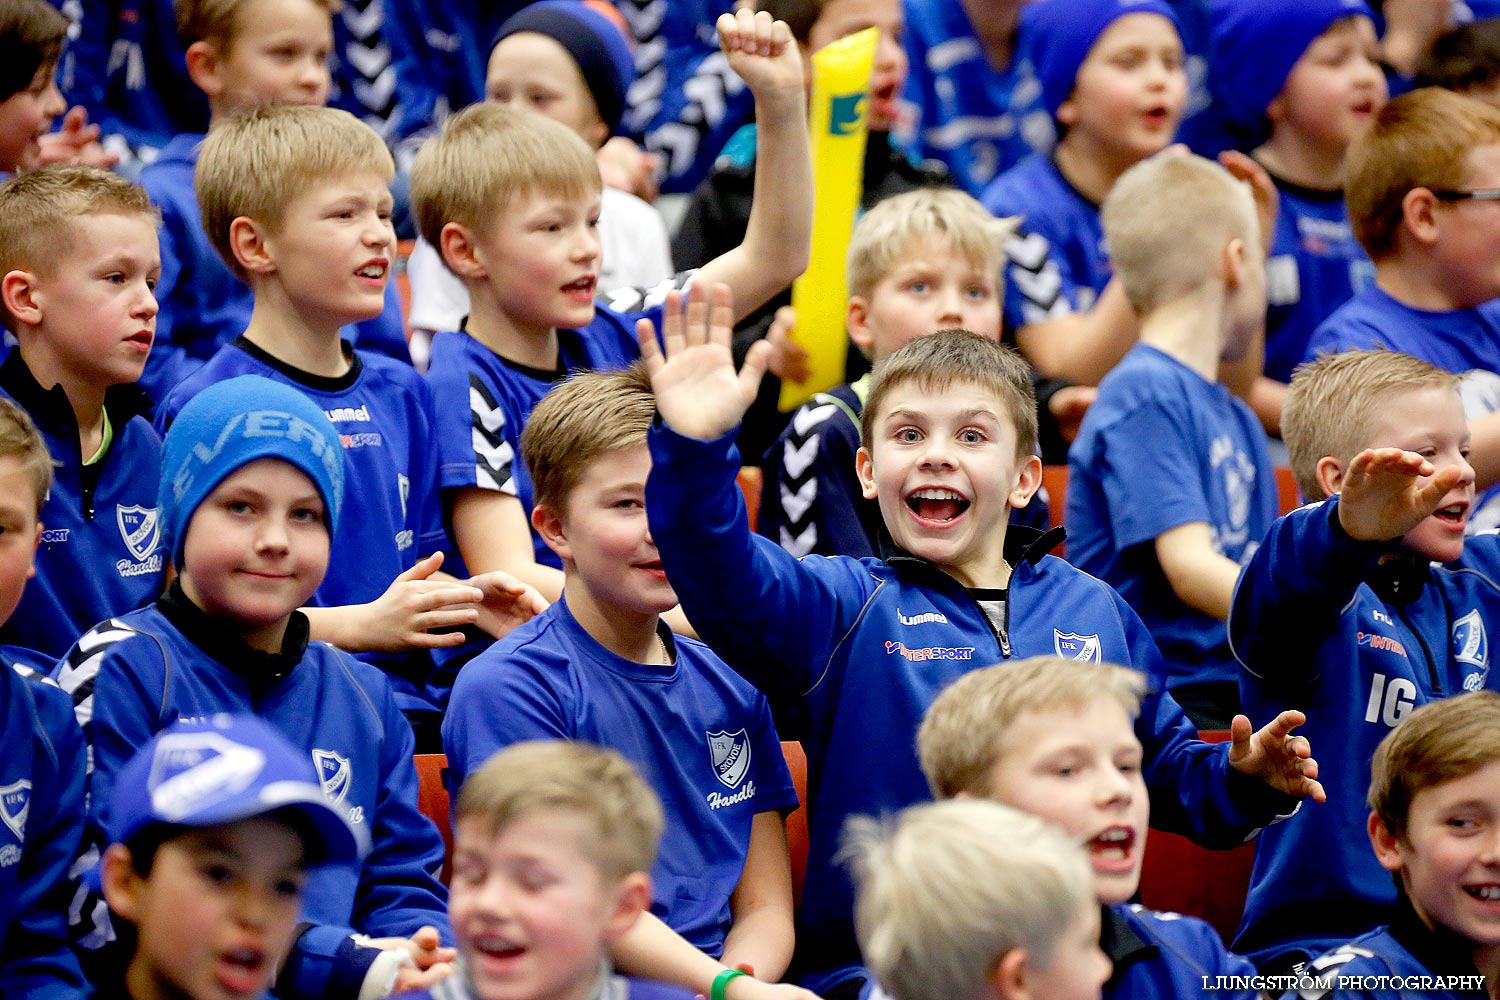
(468, 374, 517, 495)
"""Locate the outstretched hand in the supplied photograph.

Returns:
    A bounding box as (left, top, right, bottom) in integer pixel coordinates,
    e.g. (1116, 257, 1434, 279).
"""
(1337, 447, 1464, 543)
(1228, 710, 1325, 803)
(465, 570, 548, 639)
(638, 282, 769, 440)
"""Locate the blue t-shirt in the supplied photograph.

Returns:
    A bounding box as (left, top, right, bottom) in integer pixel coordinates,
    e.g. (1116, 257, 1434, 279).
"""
(1262, 176, 1373, 384)
(426, 298, 666, 571)
(983, 153, 1111, 332)
(1067, 345, 1277, 692)
(154, 338, 449, 714)
(136, 134, 410, 403)
(1105, 904, 1256, 1000)
(443, 596, 797, 957)
(896, 0, 1052, 197)
(0, 354, 165, 660)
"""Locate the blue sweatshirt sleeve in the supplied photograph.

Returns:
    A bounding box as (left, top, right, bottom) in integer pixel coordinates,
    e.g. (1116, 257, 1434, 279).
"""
(645, 422, 874, 702)
(0, 673, 91, 1000)
(760, 398, 874, 559)
(1229, 496, 1389, 692)
(1112, 587, 1297, 845)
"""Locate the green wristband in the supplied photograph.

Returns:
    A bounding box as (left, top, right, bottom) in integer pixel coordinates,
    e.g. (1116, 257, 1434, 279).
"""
(712, 969, 748, 1000)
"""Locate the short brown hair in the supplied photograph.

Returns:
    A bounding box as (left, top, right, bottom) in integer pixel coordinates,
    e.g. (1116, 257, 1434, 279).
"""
(1283, 350, 1459, 501)
(521, 363, 656, 515)
(455, 740, 664, 881)
(861, 330, 1039, 461)
(0, 0, 67, 103)
(195, 104, 393, 279)
(1346, 87, 1500, 259)
(1368, 691, 1500, 843)
(175, 0, 339, 51)
(0, 396, 52, 516)
(409, 102, 602, 258)
(0, 166, 159, 325)
(918, 657, 1146, 799)
(846, 188, 1014, 303)
(1103, 152, 1257, 315)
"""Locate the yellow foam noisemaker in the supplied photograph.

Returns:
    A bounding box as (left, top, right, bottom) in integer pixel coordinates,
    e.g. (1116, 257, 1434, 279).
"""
(779, 26, 877, 412)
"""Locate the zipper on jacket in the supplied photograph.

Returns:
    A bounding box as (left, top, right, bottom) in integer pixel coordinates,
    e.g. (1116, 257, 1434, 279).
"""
(1396, 606, 1441, 693)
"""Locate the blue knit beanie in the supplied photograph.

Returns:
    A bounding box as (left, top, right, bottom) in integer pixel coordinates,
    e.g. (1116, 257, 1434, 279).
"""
(491, 0, 636, 135)
(1208, 0, 1374, 131)
(1026, 0, 1180, 118)
(160, 376, 345, 563)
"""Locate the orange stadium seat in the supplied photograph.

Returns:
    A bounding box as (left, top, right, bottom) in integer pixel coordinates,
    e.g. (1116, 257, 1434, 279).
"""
(413, 753, 454, 885)
(1275, 465, 1301, 515)
(781, 741, 809, 906)
(738, 467, 763, 534)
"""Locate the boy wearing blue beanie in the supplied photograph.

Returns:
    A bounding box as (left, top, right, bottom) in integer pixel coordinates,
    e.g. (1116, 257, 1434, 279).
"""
(1208, 0, 1386, 433)
(980, 0, 1185, 399)
(54, 376, 459, 1000)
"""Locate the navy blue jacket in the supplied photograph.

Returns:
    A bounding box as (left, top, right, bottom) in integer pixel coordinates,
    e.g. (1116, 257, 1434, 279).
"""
(647, 423, 1296, 985)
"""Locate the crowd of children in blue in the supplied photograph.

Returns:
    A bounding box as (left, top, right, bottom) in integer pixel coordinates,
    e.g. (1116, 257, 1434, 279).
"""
(7, 0, 1500, 997)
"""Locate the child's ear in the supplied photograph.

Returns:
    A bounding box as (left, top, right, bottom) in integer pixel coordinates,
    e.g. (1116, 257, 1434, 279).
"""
(990, 948, 1029, 1000)
(230, 217, 277, 276)
(1221, 237, 1247, 288)
(1368, 811, 1406, 874)
(602, 871, 653, 942)
(532, 503, 572, 562)
(1315, 455, 1346, 498)
(856, 445, 878, 500)
(846, 297, 875, 358)
(1056, 95, 1079, 130)
(1009, 454, 1043, 510)
(27, 521, 40, 580)
(184, 40, 226, 98)
(100, 843, 145, 924)
(1400, 187, 1443, 248)
(1, 269, 44, 328)
(440, 222, 488, 281)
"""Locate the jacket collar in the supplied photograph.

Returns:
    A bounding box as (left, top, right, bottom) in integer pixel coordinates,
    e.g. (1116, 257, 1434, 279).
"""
(880, 523, 1066, 578)
(157, 580, 310, 687)
(1100, 905, 1159, 986)
(1386, 890, 1487, 994)
(0, 351, 153, 432)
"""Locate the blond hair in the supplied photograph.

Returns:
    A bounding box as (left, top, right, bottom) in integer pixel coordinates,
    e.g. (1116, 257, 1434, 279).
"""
(847, 799, 1094, 1000)
(846, 189, 1015, 302)
(918, 657, 1146, 799)
(1283, 350, 1459, 501)
(456, 740, 664, 881)
(1, 0, 68, 103)
(0, 166, 159, 325)
(1346, 87, 1500, 259)
(1102, 152, 1258, 315)
(175, 0, 339, 51)
(861, 330, 1038, 461)
(521, 363, 656, 515)
(409, 102, 601, 257)
(195, 104, 393, 280)
(0, 396, 52, 516)
(1369, 691, 1500, 843)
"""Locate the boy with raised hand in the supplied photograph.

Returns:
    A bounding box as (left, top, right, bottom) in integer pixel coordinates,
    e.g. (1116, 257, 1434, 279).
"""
(1066, 152, 1278, 730)
(758, 187, 1048, 561)
(847, 798, 1110, 1000)
(0, 395, 90, 1000)
(917, 658, 1258, 1000)
(97, 713, 366, 1000)
(404, 0, 674, 337)
(396, 741, 707, 1000)
(411, 6, 811, 605)
(1208, 0, 1387, 432)
(0, 166, 166, 661)
(136, 0, 408, 404)
(639, 289, 1323, 996)
(444, 364, 802, 998)
(1230, 348, 1500, 972)
(57, 376, 458, 1000)
(1305, 87, 1500, 529)
(1290, 691, 1500, 998)
(154, 105, 543, 741)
